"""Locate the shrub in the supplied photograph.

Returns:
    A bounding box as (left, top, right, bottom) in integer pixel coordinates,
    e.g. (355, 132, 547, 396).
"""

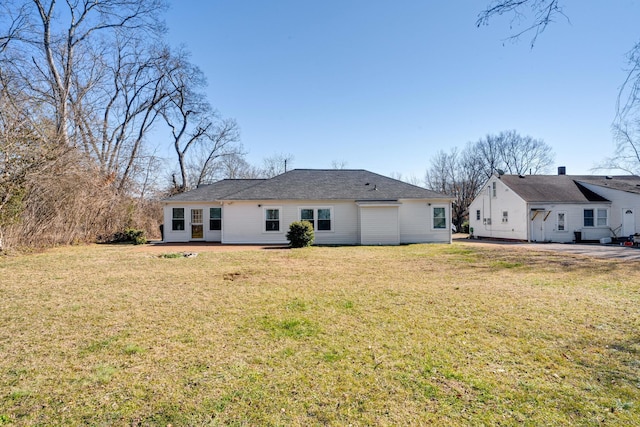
(461, 221, 470, 234)
(111, 228, 147, 245)
(286, 221, 314, 248)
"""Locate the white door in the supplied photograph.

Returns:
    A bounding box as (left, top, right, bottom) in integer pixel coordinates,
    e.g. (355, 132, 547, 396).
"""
(530, 211, 545, 242)
(622, 208, 635, 237)
(191, 209, 204, 240)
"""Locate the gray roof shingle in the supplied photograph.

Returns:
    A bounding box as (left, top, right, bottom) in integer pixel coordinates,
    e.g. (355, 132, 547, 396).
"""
(164, 169, 449, 202)
(163, 179, 265, 202)
(498, 174, 640, 203)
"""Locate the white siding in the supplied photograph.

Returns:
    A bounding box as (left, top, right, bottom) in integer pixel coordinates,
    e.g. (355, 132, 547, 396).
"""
(165, 199, 452, 245)
(578, 182, 640, 237)
(529, 203, 611, 243)
(468, 176, 529, 240)
(222, 201, 359, 245)
(468, 176, 617, 243)
(162, 203, 224, 242)
(359, 205, 400, 245)
(398, 200, 451, 243)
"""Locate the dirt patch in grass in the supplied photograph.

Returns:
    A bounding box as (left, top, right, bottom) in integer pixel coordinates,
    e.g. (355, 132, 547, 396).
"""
(135, 241, 289, 254)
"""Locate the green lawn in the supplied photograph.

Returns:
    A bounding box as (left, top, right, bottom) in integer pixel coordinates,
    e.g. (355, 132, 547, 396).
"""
(0, 243, 638, 426)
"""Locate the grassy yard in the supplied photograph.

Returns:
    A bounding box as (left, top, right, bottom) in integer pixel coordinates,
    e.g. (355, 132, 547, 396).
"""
(0, 242, 639, 426)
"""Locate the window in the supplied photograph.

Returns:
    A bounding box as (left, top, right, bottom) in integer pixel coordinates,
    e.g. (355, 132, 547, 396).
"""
(265, 208, 280, 232)
(502, 211, 508, 223)
(492, 182, 497, 197)
(172, 208, 185, 231)
(300, 209, 314, 229)
(318, 208, 331, 231)
(476, 210, 481, 221)
(433, 207, 446, 229)
(557, 212, 566, 231)
(299, 207, 332, 231)
(597, 208, 608, 226)
(584, 209, 594, 227)
(209, 207, 222, 231)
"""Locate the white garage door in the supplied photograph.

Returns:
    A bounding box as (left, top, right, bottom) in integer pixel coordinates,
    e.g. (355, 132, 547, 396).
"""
(360, 206, 400, 245)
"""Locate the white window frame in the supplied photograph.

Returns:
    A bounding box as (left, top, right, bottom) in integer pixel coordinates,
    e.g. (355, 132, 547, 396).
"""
(172, 207, 185, 231)
(298, 207, 333, 232)
(209, 207, 222, 231)
(476, 210, 481, 221)
(556, 211, 567, 232)
(492, 182, 497, 197)
(596, 208, 608, 227)
(583, 209, 594, 227)
(584, 208, 608, 227)
(502, 211, 508, 223)
(431, 205, 448, 230)
(263, 206, 282, 233)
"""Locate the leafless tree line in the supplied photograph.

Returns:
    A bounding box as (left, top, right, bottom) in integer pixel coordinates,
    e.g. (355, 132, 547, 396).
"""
(0, 0, 245, 250)
(424, 130, 554, 228)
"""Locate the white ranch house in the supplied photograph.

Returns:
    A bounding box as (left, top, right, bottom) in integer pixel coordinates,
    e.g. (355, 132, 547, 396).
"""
(468, 169, 640, 243)
(162, 169, 453, 245)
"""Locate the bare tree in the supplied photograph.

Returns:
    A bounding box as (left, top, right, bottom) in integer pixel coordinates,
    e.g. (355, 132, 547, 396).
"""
(262, 153, 295, 178)
(473, 130, 554, 177)
(597, 119, 640, 175)
(6, 0, 167, 149)
(498, 130, 554, 175)
(186, 118, 241, 187)
(474, 133, 504, 179)
(330, 160, 348, 169)
(478, 1, 640, 119)
(157, 50, 242, 191)
(0, 1, 184, 250)
(215, 152, 263, 180)
(0, 2, 29, 53)
(73, 37, 174, 191)
(424, 145, 484, 229)
(477, 1, 565, 48)
(0, 76, 55, 250)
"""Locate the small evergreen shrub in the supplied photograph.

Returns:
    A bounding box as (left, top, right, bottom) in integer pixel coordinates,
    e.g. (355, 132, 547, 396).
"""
(125, 228, 147, 245)
(286, 221, 315, 248)
(112, 228, 147, 245)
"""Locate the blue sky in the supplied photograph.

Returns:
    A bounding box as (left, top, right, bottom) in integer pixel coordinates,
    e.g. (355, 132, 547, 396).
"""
(163, 1, 640, 179)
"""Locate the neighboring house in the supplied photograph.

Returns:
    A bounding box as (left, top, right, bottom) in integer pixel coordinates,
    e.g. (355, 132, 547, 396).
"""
(468, 168, 640, 243)
(162, 169, 453, 245)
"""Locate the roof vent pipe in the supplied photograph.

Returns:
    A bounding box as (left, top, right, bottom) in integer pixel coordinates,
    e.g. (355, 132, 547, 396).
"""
(558, 166, 566, 175)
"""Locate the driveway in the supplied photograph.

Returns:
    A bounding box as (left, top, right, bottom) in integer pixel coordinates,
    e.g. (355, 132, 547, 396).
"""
(456, 235, 640, 261)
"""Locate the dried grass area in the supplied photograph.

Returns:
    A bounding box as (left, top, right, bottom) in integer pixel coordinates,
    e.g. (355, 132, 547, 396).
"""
(1, 243, 639, 425)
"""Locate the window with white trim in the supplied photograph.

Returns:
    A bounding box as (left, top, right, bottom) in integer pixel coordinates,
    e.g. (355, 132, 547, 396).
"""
(502, 211, 508, 223)
(557, 212, 566, 231)
(172, 208, 185, 231)
(584, 208, 608, 227)
(265, 208, 280, 232)
(300, 208, 314, 229)
(209, 207, 222, 231)
(432, 206, 447, 229)
(492, 182, 497, 197)
(596, 208, 608, 226)
(476, 210, 481, 221)
(299, 207, 332, 231)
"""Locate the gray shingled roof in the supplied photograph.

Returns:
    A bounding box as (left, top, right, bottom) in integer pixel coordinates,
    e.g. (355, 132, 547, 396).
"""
(163, 179, 265, 202)
(165, 169, 449, 202)
(499, 174, 622, 203)
(574, 175, 640, 195)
